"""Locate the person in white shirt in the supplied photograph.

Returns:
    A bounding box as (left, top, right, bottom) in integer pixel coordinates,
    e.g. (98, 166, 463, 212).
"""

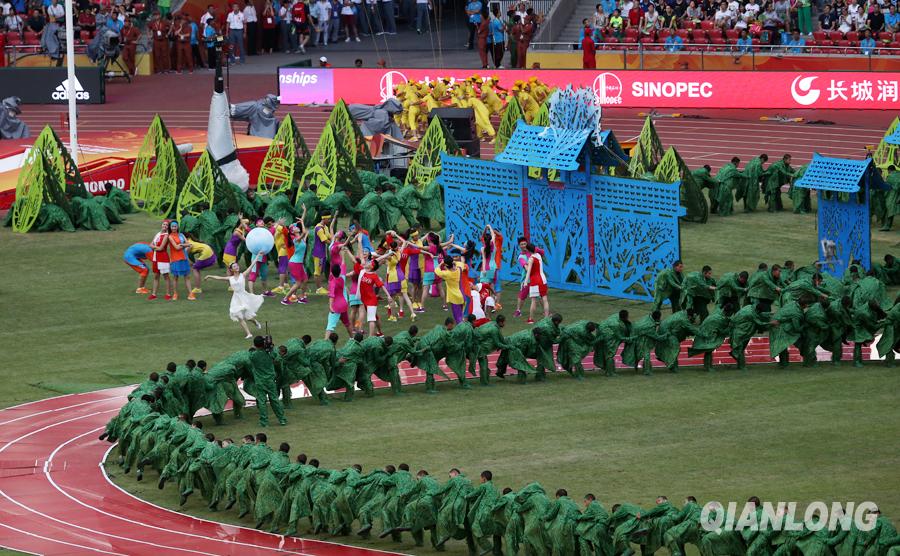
(312, 0, 330, 44)
(46, 0, 64, 21)
(226, 2, 245, 63)
(620, 0, 634, 15)
(5, 9, 23, 31)
(714, 1, 731, 28)
(242, 0, 258, 55)
(341, 0, 360, 40)
(0, 1, 12, 16)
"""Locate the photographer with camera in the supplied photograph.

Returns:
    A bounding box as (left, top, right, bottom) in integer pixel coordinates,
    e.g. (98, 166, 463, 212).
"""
(248, 335, 287, 427)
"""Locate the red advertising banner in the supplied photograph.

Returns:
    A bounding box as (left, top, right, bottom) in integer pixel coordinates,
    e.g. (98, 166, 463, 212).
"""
(280, 68, 900, 110)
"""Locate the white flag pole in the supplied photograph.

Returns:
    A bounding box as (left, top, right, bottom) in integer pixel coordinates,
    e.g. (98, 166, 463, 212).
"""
(64, 0, 78, 157)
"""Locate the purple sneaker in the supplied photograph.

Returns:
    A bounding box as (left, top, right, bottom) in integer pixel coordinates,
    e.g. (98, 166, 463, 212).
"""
(280, 298, 293, 305)
(263, 291, 276, 298)
(298, 297, 309, 304)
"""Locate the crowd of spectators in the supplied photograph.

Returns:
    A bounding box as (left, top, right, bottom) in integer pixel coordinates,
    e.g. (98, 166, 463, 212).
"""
(579, 0, 900, 53)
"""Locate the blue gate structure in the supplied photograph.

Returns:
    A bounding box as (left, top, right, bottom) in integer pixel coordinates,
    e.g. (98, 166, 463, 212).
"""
(439, 121, 684, 302)
(794, 153, 887, 278)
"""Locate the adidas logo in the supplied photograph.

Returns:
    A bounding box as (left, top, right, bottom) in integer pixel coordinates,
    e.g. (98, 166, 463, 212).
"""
(51, 76, 90, 101)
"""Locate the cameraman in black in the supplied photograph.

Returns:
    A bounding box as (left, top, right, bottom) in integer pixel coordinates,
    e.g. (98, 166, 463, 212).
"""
(249, 335, 286, 427)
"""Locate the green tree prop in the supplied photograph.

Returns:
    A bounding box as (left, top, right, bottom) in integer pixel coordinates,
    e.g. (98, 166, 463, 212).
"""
(495, 97, 523, 155)
(301, 124, 338, 200)
(627, 117, 665, 177)
(44, 126, 88, 200)
(404, 115, 460, 192)
(654, 147, 709, 224)
(130, 115, 189, 218)
(176, 150, 238, 217)
(326, 99, 374, 171)
(873, 116, 900, 172)
(257, 114, 311, 196)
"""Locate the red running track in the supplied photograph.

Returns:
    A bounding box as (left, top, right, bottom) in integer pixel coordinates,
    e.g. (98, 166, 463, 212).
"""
(0, 336, 875, 555)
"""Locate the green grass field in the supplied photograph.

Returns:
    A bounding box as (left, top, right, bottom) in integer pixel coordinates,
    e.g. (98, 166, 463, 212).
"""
(4, 208, 900, 555)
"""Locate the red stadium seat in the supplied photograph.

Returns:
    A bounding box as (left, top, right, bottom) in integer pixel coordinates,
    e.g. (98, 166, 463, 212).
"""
(725, 29, 739, 40)
(625, 27, 639, 40)
(700, 20, 714, 30)
(726, 38, 737, 44)
(658, 28, 672, 39)
(845, 31, 859, 42)
(132, 2, 144, 10)
(751, 38, 761, 45)
(676, 29, 690, 39)
(710, 36, 726, 45)
(828, 30, 844, 42)
(5, 31, 22, 45)
(812, 30, 827, 41)
(890, 41, 900, 51)
(79, 30, 91, 42)
(878, 31, 893, 42)
(691, 29, 708, 41)
(23, 30, 39, 44)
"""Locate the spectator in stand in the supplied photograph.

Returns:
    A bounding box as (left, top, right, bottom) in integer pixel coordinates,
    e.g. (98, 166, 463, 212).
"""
(886, 5, 900, 33)
(609, 8, 624, 37)
(762, 3, 783, 43)
(26, 8, 44, 34)
(672, 0, 687, 17)
(626, 1, 642, 28)
(838, 7, 853, 32)
(582, 25, 596, 67)
(785, 28, 804, 51)
(379, 0, 396, 34)
(818, 3, 836, 30)
(869, 4, 885, 33)
(465, 0, 480, 48)
(506, 8, 518, 67)
(0, 0, 10, 16)
(745, 0, 761, 17)
(5, 7, 23, 31)
(640, 3, 659, 33)
(593, 3, 608, 28)
(291, 0, 310, 52)
(796, 0, 811, 34)
(488, 3, 504, 68)
(226, 2, 245, 63)
(665, 30, 684, 49)
(662, 4, 677, 28)
(714, 1, 732, 28)
(773, 0, 790, 31)
(860, 28, 876, 52)
(243, 0, 257, 55)
(736, 27, 753, 51)
(341, 0, 360, 40)
(77, 7, 94, 32)
(260, 0, 276, 51)
(46, 0, 63, 22)
(684, 0, 703, 24)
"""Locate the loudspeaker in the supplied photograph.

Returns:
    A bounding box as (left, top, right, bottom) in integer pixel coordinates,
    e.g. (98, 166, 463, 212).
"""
(429, 107, 479, 158)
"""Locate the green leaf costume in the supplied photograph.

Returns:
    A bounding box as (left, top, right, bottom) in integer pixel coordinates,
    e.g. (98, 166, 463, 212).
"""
(543, 495, 582, 556)
(714, 162, 745, 217)
(577, 500, 613, 556)
(729, 304, 773, 369)
(435, 473, 475, 547)
(656, 311, 699, 371)
(769, 301, 806, 365)
(742, 156, 767, 212)
(516, 483, 551, 555)
(715, 272, 748, 309)
(595, 313, 631, 376)
(555, 320, 598, 380)
(621, 314, 664, 375)
(467, 480, 500, 551)
(688, 308, 732, 370)
(652, 268, 684, 313)
(663, 501, 703, 556)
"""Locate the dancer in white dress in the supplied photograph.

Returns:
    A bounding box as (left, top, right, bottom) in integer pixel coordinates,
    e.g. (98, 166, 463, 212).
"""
(205, 257, 264, 338)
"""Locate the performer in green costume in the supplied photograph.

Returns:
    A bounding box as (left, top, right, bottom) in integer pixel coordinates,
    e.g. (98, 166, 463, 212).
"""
(595, 310, 632, 376)
(729, 303, 775, 370)
(769, 300, 807, 367)
(716, 271, 749, 309)
(656, 309, 699, 373)
(622, 311, 664, 376)
(253, 441, 291, 529)
(692, 165, 719, 214)
(543, 488, 581, 556)
(742, 154, 768, 212)
(577, 494, 613, 556)
(466, 470, 500, 553)
(475, 315, 532, 385)
(764, 154, 795, 212)
(555, 320, 598, 380)
(516, 482, 551, 555)
(434, 468, 476, 551)
(680, 266, 717, 322)
(249, 336, 286, 426)
(688, 304, 735, 371)
(747, 263, 783, 312)
(652, 260, 685, 313)
(663, 496, 703, 556)
(714, 157, 745, 217)
(850, 300, 886, 367)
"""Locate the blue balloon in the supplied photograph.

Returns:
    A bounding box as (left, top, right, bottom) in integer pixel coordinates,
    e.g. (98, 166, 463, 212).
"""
(246, 227, 275, 255)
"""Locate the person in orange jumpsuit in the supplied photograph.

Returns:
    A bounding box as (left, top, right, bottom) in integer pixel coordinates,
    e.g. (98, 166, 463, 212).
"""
(120, 16, 142, 75)
(148, 11, 172, 73)
(174, 14, 194, 73)
(581, 27, 596, 69)
(476, 14, 489, 69)
(516, 18, 533, 68)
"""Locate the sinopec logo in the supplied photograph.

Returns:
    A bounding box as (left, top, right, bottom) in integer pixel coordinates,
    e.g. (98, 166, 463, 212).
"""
(278, 71, 319, 86)
(593, 72, 623, 105)
(790, 75, 820, 106)
(379, 71, 408, 102)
